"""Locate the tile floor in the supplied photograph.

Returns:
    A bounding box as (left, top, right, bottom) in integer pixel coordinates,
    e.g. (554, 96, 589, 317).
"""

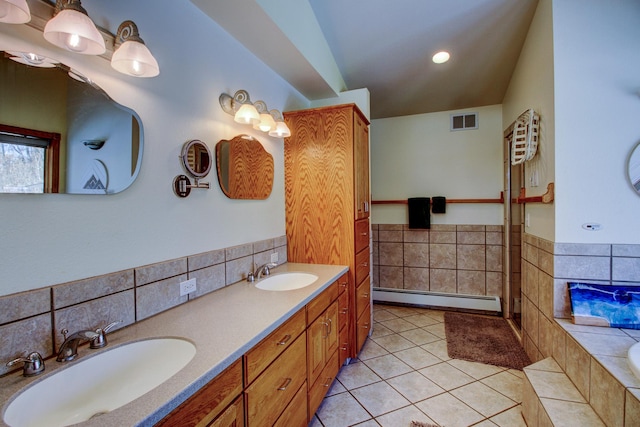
(309, 304, 527, 427)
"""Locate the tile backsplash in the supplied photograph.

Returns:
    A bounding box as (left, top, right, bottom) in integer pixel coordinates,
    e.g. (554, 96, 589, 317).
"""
(0, 236, 287, 376)
(372, 224, 504, 298)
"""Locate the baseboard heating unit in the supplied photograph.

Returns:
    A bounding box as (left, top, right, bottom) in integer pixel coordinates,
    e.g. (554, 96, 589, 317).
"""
(373, 287, 502, 314)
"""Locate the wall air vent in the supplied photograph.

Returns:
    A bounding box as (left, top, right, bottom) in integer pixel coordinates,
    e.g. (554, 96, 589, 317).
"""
(450, 112, 478, 131)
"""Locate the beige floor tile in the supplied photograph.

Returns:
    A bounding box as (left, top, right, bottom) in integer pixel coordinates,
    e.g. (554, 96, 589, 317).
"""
(473, 421, 499, 426)
(419, 362, 475, 390)
(490, 406, 527, 427)
(540, 398, 606, 426)
(481, 370, 524, 403)
(316, 392, 372, 427)
(382, 306, 421, 317)
(337, 360, 382, 390)
(447, 358, 505, 380)
(379, 317, 419, 333)
(351, 381, 411, 417)
(363, 354, 413, 379)
(394, 346, 442, 370)
(420, 340, 451, 361)
(373, 309, 398, 322)
(352, 420, 381, 427)
(450, 381, 517, 417)
(415, 392, 485, 427)
(403, 313, 441, 327)
(423, 322, 446, 339)
(358, 339, 390, 360)
(375, 404, 436, 427)
(387, 371, 445, 402)
(423, 310, 446, 321)
(371, 323, 394, 339)
(326, 378, 347, 396)
(309, 415, 323, 427)
(372, 334, 415, 353)
(399, 327, 441, 345)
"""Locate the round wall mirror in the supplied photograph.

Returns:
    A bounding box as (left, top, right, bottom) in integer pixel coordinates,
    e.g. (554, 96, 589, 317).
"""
(181, 139, 211, 178)
(628, 141, 640, 194)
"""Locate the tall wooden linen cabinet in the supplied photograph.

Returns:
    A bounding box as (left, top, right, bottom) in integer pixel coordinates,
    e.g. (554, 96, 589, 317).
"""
(284, 103, 372, 363)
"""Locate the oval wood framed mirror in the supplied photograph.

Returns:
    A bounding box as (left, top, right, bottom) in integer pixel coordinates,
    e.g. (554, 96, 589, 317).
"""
(215, 135, 273, 199)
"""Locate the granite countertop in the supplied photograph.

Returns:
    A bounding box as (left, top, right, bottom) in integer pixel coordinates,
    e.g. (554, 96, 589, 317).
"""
(0, 262, 348, 427)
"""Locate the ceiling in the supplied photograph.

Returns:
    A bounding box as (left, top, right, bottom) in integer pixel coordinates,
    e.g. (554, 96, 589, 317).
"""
(191, 0, 539, 119)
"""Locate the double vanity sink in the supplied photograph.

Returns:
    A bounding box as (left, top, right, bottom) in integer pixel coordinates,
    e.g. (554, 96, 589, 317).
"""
(1, 264, 345, 427)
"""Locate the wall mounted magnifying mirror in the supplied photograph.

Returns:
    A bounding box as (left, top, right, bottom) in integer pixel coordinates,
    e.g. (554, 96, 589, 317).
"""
(0, 51, 143, 194)
(215, 135, 273, 199)
(173, 139, 211, 198)
(628, 141, 640, 194)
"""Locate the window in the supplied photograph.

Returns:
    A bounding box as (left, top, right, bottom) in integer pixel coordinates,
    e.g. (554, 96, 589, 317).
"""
(450, 112, 478, 131)
(0, 124, 60, 193)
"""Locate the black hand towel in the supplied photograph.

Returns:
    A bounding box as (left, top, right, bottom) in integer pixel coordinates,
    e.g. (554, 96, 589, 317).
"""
(408, 197, 430, 229)
(432, 196, 447, 214)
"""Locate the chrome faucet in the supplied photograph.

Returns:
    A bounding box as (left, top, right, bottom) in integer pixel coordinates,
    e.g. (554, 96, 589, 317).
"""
(255, 262, 278, 279)
(6, 352, 45, 376)
(56, 329, 100, 362)
(89, 320, 122, 349)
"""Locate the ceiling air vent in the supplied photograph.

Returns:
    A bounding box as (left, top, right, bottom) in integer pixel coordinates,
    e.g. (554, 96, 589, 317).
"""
(450, 112, 478, 131)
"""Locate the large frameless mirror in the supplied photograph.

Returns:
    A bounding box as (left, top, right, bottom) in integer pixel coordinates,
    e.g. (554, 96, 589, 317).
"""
(215, 135, 273, 200)
(0, 51, 143, 194)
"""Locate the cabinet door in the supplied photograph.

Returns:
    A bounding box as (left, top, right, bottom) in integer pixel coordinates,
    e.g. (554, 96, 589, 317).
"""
(208, 396, 244, 427)
(354, 113, 370, 220)
(307, 314, 326, 387)
(325, 301, 339, 358)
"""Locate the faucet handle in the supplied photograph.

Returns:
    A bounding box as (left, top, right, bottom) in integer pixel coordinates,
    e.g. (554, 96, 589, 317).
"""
(90, 320, 122, 349)
(7, 352, 45, 377)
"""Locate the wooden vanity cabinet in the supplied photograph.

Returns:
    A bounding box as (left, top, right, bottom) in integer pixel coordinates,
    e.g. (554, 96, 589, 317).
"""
(155, 359, 243, 427)
(284, 104, 372, 359)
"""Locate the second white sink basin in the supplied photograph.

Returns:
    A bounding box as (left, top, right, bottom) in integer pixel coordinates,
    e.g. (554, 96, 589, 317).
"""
(3, 338, 196, 427)
(255, 272, 319, 291)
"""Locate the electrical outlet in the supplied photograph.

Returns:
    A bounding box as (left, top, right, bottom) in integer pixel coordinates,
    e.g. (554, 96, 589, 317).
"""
(271, 252, 279, 263)
(180, 278, 197, 296)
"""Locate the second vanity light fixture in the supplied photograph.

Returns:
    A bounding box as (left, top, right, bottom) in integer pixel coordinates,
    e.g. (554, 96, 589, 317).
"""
(7, 0, 159, 77)
(219, 90, 291, 138)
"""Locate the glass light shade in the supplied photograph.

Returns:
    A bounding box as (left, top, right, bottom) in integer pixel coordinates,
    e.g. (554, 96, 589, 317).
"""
(43, 9, 105, 55)
(269, 121, 291, 138)
(234, 103, 260, 124)
(8, 51, 57, 68)
(432, 51, 450, 64)
(111, 40, 159, 78)
(0, 0, 30, 23)
(252, 113, 276, 132)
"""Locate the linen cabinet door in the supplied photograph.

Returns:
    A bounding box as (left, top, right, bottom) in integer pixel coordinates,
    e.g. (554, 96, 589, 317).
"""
(354, 112, 370, 220)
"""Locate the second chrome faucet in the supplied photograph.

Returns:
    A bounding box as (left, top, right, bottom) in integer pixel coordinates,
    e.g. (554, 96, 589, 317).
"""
(56, 321, 121, 362)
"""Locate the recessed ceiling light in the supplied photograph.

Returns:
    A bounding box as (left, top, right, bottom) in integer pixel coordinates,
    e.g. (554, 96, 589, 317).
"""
(432, 51, 450, 64)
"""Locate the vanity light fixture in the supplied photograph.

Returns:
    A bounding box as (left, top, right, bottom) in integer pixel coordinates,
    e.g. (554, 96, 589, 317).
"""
(219, 89, 291, 137)
(111, 20, 159, 78)
(43, 0, 105, 55)
(6, 51, 57, 67)
(0, 0, 31, 23)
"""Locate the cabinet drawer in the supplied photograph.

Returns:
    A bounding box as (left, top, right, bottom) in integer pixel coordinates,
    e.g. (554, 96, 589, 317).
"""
(355, 248, 369, 286)
(244, 309, 305, 385)
(338, 289, 349, 332)
(356, 305, 371, 354)
(356, 276, 371, 319)
(338, 323, 349, 368)
(308, 349, 339, 420)
(306, 280, 338, 325)
(157, 359, 242, 427)
(273, 381, 307, 427)
(355, 218, 369, 254)
(245, 333, 307, 427)
(336, 273, 349, 294)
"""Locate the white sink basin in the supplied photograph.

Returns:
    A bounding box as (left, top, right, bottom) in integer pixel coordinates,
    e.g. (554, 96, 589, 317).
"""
(628, 341, 640, 380)
(255, 272, 319, 291)
(3, 338, 196, 427)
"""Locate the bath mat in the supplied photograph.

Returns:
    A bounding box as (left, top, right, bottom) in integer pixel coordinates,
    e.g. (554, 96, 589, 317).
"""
(444, 311, 531, 370)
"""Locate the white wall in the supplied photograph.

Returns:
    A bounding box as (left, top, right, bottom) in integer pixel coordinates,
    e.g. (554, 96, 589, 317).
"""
(502, 0, 555, 242)
(370, 105, 504, 225)
(552, 0, 640, 244)
(0, 0, 308, 296)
